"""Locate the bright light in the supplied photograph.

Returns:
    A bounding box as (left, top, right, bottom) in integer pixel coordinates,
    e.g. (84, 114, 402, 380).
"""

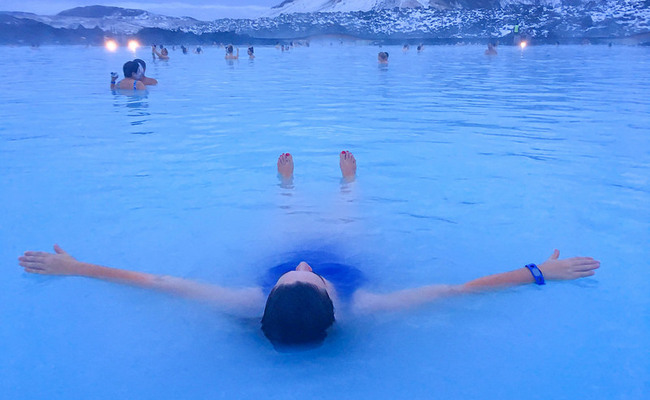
(105, 40, 118, 52)
(520, 41, 527, 49)
(128, 40, 140, 52)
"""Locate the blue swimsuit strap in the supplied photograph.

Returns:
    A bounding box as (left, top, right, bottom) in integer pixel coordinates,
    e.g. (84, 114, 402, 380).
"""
(133, 80, 137, 90)
(260, 255, 366, 301)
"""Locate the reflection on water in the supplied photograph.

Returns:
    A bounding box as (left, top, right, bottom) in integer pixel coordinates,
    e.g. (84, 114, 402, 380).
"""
(112, 90, 151, 132)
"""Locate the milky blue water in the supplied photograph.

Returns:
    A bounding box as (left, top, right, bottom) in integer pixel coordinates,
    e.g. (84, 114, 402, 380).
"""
(1, 44, 648, 399)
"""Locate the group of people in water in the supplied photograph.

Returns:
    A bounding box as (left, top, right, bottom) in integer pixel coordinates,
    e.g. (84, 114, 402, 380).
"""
(111, 42, 502, 89)
(110, 44, 257, 90)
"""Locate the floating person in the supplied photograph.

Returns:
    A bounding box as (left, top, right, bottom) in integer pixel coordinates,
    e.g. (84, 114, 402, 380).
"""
(225, 44, 239, 60)
(181, 45, 188, 55)
(417, 44, 424, 52)
(152, 45, 170, 60)
(247, 46, 255, 59)
(194, 46, 203, 54)
(18, 151, 600, 349)
(402, 44, 410, 52)
(378, 51, 389, 64)
(485, 42, 498, 56)
(110, 60, 146, 90)
(133, 59, 158, 85)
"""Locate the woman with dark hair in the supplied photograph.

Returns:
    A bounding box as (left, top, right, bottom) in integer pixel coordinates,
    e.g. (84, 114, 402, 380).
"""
(225, 44, 239, 60)
(247, 46, 255, 59)
(378, 52, 389, 64)
(111, 60, 146, 90)
(18, 151, 600, 349)
(133, 59, 158, 85)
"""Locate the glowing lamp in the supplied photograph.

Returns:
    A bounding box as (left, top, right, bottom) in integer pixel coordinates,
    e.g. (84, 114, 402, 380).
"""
(128, 40, 139, 52)
(520, 41, 527, 49)
(105, 40, 118, 52)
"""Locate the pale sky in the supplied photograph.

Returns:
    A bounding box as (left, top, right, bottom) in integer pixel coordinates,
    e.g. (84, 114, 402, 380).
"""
(1, 0, 283, 19)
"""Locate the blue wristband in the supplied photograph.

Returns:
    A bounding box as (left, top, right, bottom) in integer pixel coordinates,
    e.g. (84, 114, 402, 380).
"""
(524, 263, 545, 285)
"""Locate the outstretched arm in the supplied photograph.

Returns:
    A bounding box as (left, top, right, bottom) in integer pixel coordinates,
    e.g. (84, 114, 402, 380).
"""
(18, 245, 265, 316)
(352, 249, 600, 314)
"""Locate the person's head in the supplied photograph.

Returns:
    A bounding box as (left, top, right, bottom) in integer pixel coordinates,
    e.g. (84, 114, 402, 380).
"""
(261, 262, 335, 348)
(162, 48, 168, 55)
(134, 58, 146, 74)
(122, 60, 142, 79)
(226, 45, 234, 54)
(248, 46, 254, 55)
(378, 51, 389, 62)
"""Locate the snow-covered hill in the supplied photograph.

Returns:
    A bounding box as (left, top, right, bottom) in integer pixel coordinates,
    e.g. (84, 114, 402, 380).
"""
(266, 0, 571, 17)
(2, 6, 202, 35)
(1, 2, 649, 45)
(207, 0, 650, 41)
(267, 0, 442, 16)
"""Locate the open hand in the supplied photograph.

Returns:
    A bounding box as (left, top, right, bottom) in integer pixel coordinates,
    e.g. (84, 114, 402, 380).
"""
(538, 249, 600, 280)
(18, 244, 81, 275)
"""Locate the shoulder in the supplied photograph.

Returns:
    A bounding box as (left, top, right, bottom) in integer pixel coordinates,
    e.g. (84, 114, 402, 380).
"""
(348, 289, 381, 315)
(136, 81, 146, 90)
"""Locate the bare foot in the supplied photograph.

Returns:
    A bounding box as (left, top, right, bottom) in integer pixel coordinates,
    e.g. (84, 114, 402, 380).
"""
(340, 151, 356, 182)
(277, 152, 294, 180)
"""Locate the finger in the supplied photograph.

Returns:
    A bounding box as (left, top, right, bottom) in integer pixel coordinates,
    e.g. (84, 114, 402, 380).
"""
(570, 257, 596, 262)
(577, 270, 595, 278)
(574, 262, 600, 271)
(545, 250, 559, 262)
(23, 251, 49, 257)
(569, 259, 599, 267)
(19, 255, 45, 263)
(19, 261, 45, 269)
(25, 267, 46, 274)
(54, 244, 67, 255)
(550, 249, 560, 260)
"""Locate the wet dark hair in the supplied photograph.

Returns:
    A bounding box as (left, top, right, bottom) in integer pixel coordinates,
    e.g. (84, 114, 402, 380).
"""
(122, 60, 140, 78)
(134, 58, 146, 72)
(378, 51, 389, 60)
(248, 46, 254, 54)
(226, 45, 234, 54)
(261, 282, 335, 347)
